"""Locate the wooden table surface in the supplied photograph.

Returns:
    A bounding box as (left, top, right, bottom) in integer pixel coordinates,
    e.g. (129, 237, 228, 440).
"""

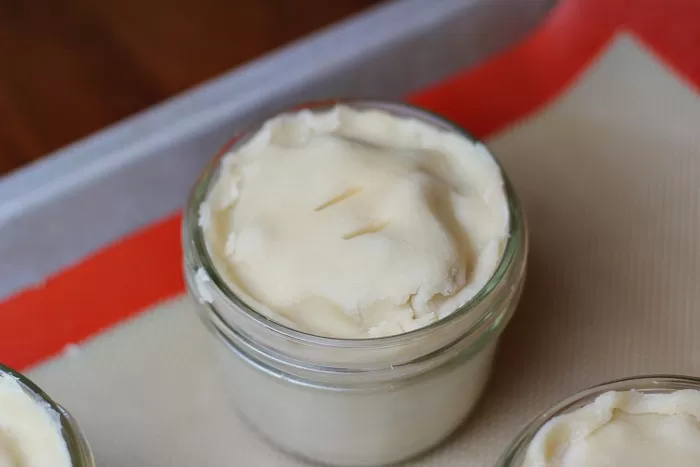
(0, 0, 383, 175)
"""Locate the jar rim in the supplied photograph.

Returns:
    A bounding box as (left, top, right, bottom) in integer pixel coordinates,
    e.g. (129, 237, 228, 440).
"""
(184, 99, 527, 349)
(496, 374, 700, 467)
(0, 363, 95, 467)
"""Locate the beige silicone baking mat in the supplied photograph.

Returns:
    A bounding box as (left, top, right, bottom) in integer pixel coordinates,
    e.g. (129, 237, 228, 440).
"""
(29, 34, 700, 466)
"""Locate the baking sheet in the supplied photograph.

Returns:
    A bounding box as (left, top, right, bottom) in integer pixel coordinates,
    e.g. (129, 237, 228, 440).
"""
(29, 35, 700, 466)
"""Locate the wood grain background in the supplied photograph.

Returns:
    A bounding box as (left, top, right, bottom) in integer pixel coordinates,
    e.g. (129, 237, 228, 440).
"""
(0, 0, 382, 174)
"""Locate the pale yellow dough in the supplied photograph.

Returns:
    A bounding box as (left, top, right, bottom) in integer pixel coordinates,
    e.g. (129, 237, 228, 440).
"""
(523, 390, 700, 467)
(0, 375, 71, 467)
(201, 105, 508, 338)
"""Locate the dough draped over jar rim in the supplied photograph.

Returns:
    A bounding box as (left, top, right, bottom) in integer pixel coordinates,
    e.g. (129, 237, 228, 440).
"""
(523, 389, 700, 467)
(200, 105, 509, 338)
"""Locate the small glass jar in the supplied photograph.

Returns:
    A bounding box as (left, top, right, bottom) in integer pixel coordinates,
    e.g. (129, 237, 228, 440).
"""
(0, 363, 95, 467)
(182, 101, 528, 466)
(497, 375, 700, 467)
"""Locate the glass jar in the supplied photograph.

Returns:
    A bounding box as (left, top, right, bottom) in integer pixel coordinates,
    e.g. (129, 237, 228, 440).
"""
(497, 375, 700, 467)
(182, 101, 528, 466)
(0, 363, 95, 467)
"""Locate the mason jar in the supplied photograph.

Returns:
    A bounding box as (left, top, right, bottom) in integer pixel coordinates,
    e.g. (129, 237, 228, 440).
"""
(497, 375, 700, 467)
(182, 101, 528, 466)
(0, 363, 95, 467)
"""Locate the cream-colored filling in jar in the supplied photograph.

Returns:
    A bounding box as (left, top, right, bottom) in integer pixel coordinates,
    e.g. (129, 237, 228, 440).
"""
(0, 374, 71, 467)
(523, 390, 700, 467)
(200, 105, 509, 338)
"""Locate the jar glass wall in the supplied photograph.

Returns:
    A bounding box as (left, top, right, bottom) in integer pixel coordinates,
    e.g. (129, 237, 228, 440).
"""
(497, 375, 700, 467)
(182, 101, 528, 466)
(0, 363, 95, 467)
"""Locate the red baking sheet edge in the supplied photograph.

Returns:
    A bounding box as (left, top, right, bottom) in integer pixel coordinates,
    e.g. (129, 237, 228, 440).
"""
(2, 0, 699, 370)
